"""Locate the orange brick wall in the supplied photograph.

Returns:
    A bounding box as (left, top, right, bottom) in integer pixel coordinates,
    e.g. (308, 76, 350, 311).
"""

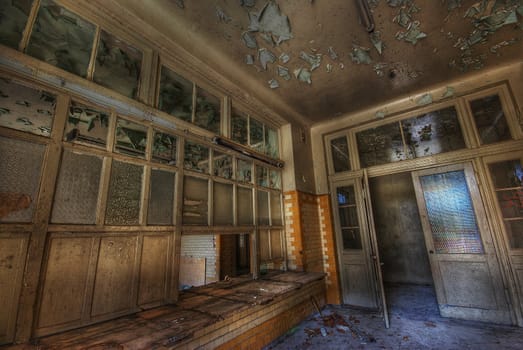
(284, 190, 341, 304)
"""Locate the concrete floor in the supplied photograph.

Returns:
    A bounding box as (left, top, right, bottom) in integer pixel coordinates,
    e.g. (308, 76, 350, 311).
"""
(264, 283, 523, 350)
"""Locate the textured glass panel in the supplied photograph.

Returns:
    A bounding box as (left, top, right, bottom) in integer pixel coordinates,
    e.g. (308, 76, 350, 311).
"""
(419, 170, 484, 254)
(357, 122, 404, 167)
(195, 87, 220, 134)
(256, 165, 269, 187)
(115, 118, 147, 157)
(249, 118, 264, 152)
(158, 66, 193, 123)
(470, 95, 511, 144)
(0, 77, 56, 136)
(504, 219, 523, 249)
(270, 191, 282, 226)
(496, 190, 523, 219)
(94, 31, 142, 99)
(0, 136, 45, 222)
(27, 0, 95, 77)
(147, 169, 174, 225)
(342, 228, 362, 250)
(213, 151, 233, 179)
(237, 186, 253, 225)
(65, 100, 110, 147)
(337, 186, 356, 205)
(488, 160, 523, 189)
(265, 126, 279, 158)
(231, 111, 248, 145)
(270, 230, 283, 259)
(257, 190, 269, 226)
(237, 159, 252, 183)
(152, 131, 177, 165)
(213, 182, 233, 225)
(183, 176, 208, 225)
(269, 170, 281, 190)
(339, 207, 359, 228)
(259, 229, 270, 261)
(331, 136, 350, 173)
(105, 161, 143, 225)
(0, 0, 31, 49)
(402, 107, 465, 158)
(51, 150, 102, 224)
(184, 140, 209, 173)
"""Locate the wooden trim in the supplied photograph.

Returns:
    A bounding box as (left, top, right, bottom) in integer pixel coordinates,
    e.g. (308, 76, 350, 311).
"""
(86, 26, 101, 80)
(18, 0, 40, 52)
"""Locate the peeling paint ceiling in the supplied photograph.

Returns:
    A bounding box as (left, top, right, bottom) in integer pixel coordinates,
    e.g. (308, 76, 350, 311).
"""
(116, 0, 523, 126)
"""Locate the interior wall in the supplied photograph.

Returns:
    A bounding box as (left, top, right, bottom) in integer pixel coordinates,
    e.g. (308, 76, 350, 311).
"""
(369, 172, 433, 285)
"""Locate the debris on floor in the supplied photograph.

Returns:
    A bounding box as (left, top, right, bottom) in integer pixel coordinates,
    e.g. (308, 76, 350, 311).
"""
(294, 68, 312, 84)
(350, 45, 372, 64)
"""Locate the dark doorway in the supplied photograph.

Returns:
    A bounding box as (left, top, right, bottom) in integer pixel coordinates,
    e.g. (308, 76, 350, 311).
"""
(220, 234, 250, 279)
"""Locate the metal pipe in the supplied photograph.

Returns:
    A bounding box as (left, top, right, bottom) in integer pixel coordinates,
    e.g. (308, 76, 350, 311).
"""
(355, 0, 375, 33)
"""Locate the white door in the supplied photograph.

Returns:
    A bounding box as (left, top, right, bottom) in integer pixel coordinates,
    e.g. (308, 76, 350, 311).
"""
(412, 163, 512, 324)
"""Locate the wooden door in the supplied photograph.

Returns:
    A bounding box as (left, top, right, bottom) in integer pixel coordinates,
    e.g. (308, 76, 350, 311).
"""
(331, 175, 389, 326)
(412, 163, 512, 324)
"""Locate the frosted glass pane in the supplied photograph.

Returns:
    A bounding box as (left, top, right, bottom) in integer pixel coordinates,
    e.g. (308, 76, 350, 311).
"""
(152, 131, 177, 165)
(237, 159, 252, 183)
(0, 136, 45, 222)
(148, 169, 174, 225)
(402, 106, 465, 158)
(256, 165, 269, 187)
(158, 66, 193, 123)
(51, 150, 102, 224)
(195, 87, 220, 134)
(184, 140, 209, 173)
(237, 186, 253, 226)
(249, 118, 264, 152)
(65, 100, 110, 147)
(0, 77, 56, 137)
(213, 151, 233, 179)
(27, 0, 95, 77)
(257, 190, 269, 226)
(357, 122, 405, 167)
(94, 31, 142, 99)
(265, 126, 279, 158)
(183, 176, 208, 225)
(231, 111, 248, 145)
(470, 95, 511, 144)
(270, 192, 282, 226)
(115, 118, 148, 157)
(331, 136, 350, 173)
(0, 0, 31, 49)
(105, 161, 143, 225)
(213, 182, 233, 225)
(420, 170, 484, 254)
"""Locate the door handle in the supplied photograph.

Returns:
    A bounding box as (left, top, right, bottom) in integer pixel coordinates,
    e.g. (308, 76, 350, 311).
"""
(429, 250, 434, 254)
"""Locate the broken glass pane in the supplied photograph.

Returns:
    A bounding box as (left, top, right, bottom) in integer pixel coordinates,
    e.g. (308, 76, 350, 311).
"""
(213, 181, 233, 225)
(115, 118, 148, 157)
(330, 136, 351, 173)
(0, 136, 45, 223)
(488, 159, 523, 189)
(257, 190, 270, 226)
(213, 150, 233, 179)
(195, 87, 220, 134)
(470, 95, 511, 144)
(256, 165, 269, 187)
(105, 160, 143, 225)
(342, 228, 362, 250)
(158, 66, 193, 123)
(269, 169, 281, 190)
(27, 0, 95, 77)
(0, 77, 56, 137)
(237, 186, 253, 225)
(356, 122, 405, 167)
(402, 106, 466, 158)
(0, 0, 31, 49)
(249, 117, 264, 152)
(94, 30, 142, 100)
(148, 169, 175, 225)
(184, 140, 209, 173)
(231, 110, 248, 145)
(270, 191, 282, 226)
(265, 126, 279, 158)
(237, 159, 252, 183)
(65, 100, 110, 147)
(152, 131, 177, 165)
(51, 150, 102, 224)
(183, 175, 208, 225)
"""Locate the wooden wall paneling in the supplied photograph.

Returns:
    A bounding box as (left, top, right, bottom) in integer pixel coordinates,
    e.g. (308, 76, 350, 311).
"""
(15, 94, 69, 342)
(138, 234, 170, 306)
(35, 236, 97, 334)
(90, 235, 140, 319)
(0, 235, 29, 345)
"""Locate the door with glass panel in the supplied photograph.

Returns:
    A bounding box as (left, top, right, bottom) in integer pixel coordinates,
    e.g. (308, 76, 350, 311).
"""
(412, 163, 511, 324)
(331, 176, 389, 327)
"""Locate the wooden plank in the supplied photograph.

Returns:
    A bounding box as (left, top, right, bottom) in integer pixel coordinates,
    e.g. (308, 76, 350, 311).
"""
(138, 235, 169, 306)
(178, 256, 205, 289)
